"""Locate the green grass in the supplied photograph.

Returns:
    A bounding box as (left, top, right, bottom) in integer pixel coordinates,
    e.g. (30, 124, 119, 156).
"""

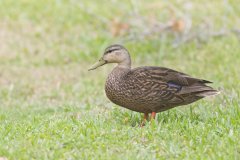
(0, 0, 240, 159)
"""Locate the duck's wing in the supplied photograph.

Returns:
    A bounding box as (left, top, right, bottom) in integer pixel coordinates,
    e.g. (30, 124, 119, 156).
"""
(131, 66, 212, 85)
(126, 66, 218, 105)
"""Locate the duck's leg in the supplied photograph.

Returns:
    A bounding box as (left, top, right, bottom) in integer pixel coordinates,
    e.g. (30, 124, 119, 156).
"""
(144, 113, 149, 121)
(140, 113, 149, 127)
(151, 112, 156, 119)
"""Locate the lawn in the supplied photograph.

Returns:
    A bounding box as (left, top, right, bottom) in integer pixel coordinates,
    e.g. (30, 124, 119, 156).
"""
(0, 0, 239, 159)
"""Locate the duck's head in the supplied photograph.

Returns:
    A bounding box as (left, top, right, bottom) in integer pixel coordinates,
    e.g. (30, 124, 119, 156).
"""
(88, 44, 131, 71)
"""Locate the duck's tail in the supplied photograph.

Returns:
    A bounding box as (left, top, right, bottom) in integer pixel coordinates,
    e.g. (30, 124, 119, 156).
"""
(180, 85, 220, 97)
(195, 89, 220, 97)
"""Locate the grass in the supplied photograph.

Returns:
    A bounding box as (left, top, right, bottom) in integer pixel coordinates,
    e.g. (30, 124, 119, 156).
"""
(0, 0, 239, 159)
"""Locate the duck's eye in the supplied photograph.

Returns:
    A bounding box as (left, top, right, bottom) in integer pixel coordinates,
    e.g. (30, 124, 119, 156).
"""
(106, 48, 119, 54)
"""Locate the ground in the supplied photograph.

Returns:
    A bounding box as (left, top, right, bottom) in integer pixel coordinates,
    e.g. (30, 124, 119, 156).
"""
(0, 0, 239, 159)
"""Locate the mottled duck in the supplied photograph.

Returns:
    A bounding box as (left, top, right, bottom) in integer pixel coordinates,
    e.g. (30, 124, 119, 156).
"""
(89, 44, 219, 123)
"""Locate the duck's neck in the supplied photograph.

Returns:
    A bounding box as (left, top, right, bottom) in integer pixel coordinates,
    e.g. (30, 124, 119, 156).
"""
(117, 58, 131, 69)
(109, 62, 131, 80)
(112, 64, 131, 77)
(107, 58, 131, 81)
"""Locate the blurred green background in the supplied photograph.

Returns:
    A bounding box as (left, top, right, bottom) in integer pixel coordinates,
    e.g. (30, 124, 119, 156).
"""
(0, 0, 239, 159)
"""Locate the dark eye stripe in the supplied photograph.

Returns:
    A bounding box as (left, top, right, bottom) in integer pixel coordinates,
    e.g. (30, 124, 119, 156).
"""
(105, 48, 120, 54)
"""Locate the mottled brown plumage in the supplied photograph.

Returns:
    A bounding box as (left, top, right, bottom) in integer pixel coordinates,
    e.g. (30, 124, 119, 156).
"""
(89, 44, 219, 121)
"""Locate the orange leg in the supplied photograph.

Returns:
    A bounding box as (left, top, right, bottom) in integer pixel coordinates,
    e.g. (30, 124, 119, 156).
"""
(141, 113, 149, 127)
(144, 113, 149, 121)
(151, 112, 156, 120)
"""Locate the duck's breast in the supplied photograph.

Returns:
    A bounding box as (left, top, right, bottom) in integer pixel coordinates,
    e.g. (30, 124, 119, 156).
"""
(105, 72, 152, 113)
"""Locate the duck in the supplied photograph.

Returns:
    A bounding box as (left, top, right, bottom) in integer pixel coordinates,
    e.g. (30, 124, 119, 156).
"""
(89, 44, 219, 123)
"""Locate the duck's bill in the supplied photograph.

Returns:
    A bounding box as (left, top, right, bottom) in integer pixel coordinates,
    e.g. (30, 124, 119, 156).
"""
(88, 59, 107, 71)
